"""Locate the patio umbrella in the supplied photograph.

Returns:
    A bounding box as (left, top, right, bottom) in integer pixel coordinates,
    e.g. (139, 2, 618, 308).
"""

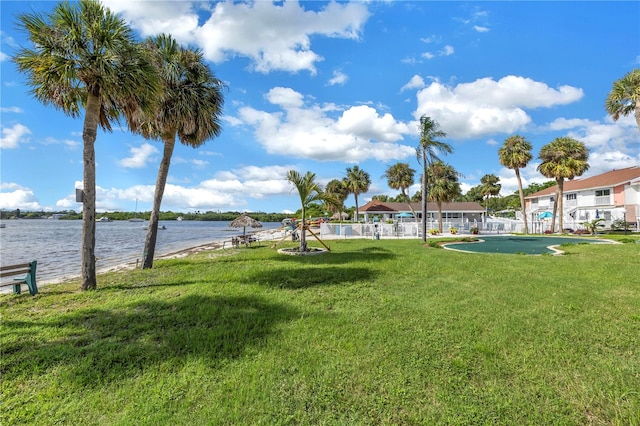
(538, 211, 553, 219)
(397, 212, 414, 223)
(230, 214, 263, 236)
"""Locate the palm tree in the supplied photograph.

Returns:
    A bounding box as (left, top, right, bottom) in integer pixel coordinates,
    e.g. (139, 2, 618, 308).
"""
(416, 115, 452, 241)
(538, 137, 589, 233)
(605, 69, 640, 131)
(137, 34, 224, 269)
(498, 135, 533, 233)
(480, 174, 501, 216)
(344, 166, 371, 223)
(427, 161, 462, 233)
(14, 0, 159, 290)
(384, 162, 416, 218)
(324, 179, 349, 221)
(286, 170, 325, 252)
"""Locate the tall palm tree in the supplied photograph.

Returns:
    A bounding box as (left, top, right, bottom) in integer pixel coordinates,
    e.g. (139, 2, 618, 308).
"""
(136, 34, 224, 269)
(480, 174, 501, 216)
(286, 170, 325, 252)
(427, 161, 462, 233)
(344, 166, 371, 223)
(416, 115, 452, 241)
(324, 179, 349, 221)
(605, 69, 640, 131)
(14, 0, 159, 290)
(538, 137, 589, 233)
(498, 135, 533, 233)
(384, 162, 416, 218)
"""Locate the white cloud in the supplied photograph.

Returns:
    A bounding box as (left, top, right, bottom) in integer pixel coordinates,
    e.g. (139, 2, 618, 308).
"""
(473, 25, 489, 33)
(42, 136, 80, 149)
(0, 183, 42, 210)
(422, 45, 454, 60)
(441, 45, 455, 56)
(119, 143, 159, 168)
(548, 114, 640, 176)
(237, 87, 415, 163)
(401, 75, 425, 92)
(0, 123, 31, 149)
(414, 75, 584, 139)
(0, 107, 23, 113)
(108, 0, 370, 74)
(53, 164, 306, 212)
(328, 70, 348, 86)
(421, 35, 441, 44)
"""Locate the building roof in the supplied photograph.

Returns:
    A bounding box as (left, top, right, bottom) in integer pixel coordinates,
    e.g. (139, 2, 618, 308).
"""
(525, 166, 640, 199)
(358, 200, 484, 213)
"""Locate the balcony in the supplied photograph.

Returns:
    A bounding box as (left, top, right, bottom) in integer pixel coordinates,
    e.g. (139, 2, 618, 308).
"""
(595, 195, 610, 205)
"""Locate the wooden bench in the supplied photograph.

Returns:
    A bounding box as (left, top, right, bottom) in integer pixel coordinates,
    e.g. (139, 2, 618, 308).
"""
(0, 261, 38, 295)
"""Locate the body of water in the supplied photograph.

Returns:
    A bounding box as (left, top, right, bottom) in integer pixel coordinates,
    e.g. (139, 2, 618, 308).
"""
(0, 219, 280, 285)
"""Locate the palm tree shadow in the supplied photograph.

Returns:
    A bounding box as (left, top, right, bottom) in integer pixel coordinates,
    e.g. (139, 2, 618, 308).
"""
(244, 266, 374, 289)
(2, 295, 296, 387)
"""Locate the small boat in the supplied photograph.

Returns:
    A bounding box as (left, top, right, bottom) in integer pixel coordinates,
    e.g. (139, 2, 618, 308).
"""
(176, 216, 183, 221)
(98, 216, 113, 222)
(129, 198, 144, 222)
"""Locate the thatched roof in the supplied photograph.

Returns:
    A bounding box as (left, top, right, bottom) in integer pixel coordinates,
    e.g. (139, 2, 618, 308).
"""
(229, 214, 263, 229)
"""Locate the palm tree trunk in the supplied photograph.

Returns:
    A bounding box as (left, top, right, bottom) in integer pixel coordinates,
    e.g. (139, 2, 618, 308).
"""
(437, 201, 443, 233)
(421, 158, 427, 242)
(354, 194, 359, 223)
(300, 207, 307, 252)
(143, 137, 175, 269)
(403, 190, 417, 219)
(515, 168, 528, 234)
(635, 100, 640, 131)
(557, 179, 565, 232)
(80, 93, 100, 291)
(550, 181, 561, 233)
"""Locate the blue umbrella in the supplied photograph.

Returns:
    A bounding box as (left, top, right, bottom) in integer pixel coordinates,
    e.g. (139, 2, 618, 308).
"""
(538, 211, 553, 219)
(595, 209, 600, 218)
(397, 212, 414, 218)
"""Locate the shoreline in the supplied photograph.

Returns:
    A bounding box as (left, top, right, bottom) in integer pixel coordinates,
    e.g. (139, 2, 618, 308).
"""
(36, 227, 290, 288)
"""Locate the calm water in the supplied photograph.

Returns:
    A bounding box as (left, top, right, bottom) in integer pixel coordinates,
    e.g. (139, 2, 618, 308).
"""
(0, 219, 279, 284)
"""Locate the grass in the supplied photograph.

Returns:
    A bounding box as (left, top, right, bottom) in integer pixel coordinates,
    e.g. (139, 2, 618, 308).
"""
(2, 236, 639, 425)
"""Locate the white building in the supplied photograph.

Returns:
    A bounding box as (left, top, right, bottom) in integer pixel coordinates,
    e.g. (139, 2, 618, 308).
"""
(525, 166, 640, 230)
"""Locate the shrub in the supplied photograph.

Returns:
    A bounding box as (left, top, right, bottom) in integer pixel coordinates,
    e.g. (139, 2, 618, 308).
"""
(470, 227, 479, 234)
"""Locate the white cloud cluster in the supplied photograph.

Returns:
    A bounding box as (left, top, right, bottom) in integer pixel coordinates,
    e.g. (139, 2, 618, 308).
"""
(414, 75, 584, 139)
(0, 183, 42, 210)
(0, 123, 31, 149)
(119, 143, 159, 168)
(558, 114, 640, 175)
(236, 87, 415, 162)
(328, 70, 348, 86)
(52, 164, 298, 212)
(106, 0, 370, 74)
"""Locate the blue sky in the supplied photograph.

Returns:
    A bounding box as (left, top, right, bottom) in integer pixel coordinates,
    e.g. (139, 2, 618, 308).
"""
(1, 0, 639, 214)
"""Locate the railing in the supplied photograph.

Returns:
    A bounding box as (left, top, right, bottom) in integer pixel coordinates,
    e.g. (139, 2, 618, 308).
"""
(595, 195, 610, 205)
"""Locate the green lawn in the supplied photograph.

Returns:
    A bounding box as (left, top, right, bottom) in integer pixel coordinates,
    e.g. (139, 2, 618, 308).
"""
(2, 237, 639, 425)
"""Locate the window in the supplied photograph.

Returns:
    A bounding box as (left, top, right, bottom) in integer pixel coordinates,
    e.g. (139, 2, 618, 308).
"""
(595, 189, 610, 205)
(566, 193, 576, 200)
